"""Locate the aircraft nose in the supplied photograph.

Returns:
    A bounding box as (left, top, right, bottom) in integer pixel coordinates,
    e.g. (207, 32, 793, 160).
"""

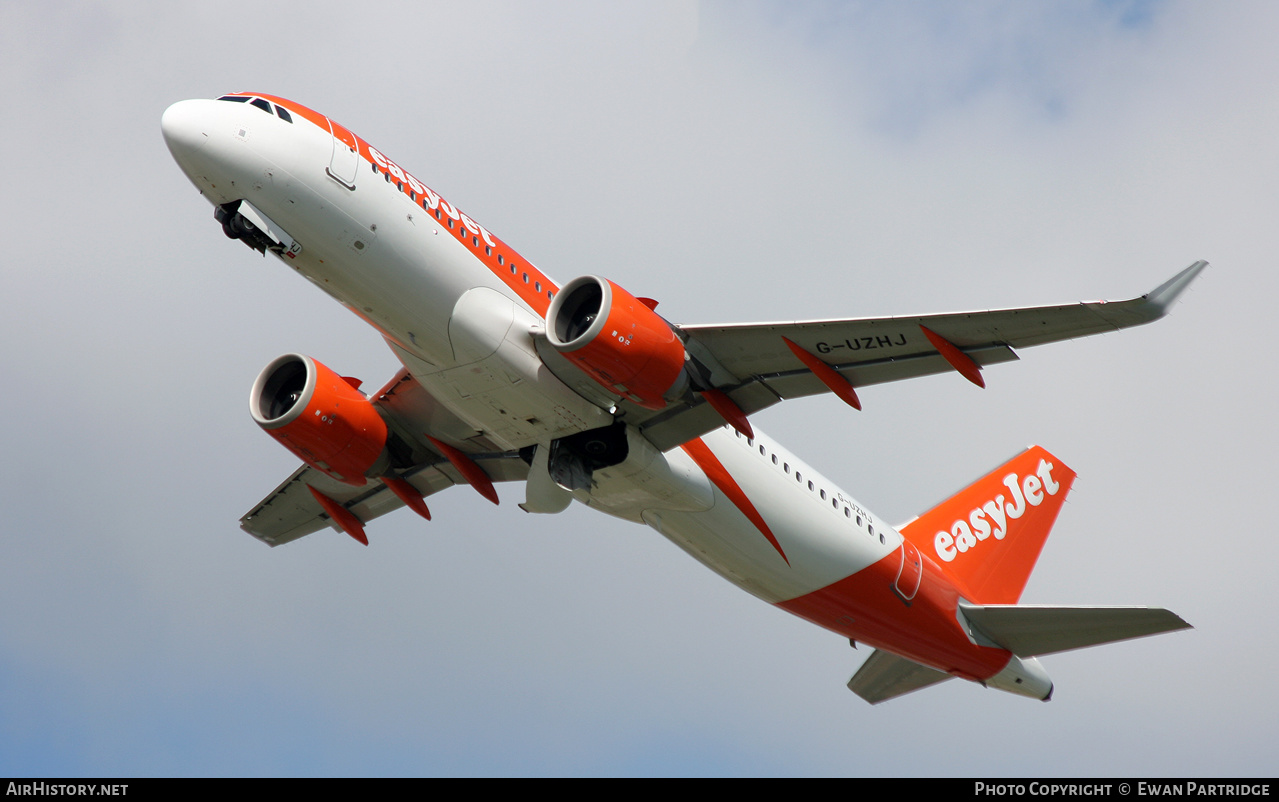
(161, 99, 212, 158)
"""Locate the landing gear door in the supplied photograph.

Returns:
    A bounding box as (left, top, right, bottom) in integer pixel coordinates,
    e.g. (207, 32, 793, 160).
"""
(327, 119, 360, 189)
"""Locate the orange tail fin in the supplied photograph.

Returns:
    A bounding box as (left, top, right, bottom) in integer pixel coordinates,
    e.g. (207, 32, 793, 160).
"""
(899, 446, 1076, 604)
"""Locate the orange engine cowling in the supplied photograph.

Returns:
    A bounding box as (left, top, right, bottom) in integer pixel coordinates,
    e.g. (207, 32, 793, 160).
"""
(250, 354, 389, 485)
(546, 276, 687, 410)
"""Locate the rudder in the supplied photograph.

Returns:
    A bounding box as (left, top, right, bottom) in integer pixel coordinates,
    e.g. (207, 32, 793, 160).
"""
(899, 446, 1076, 604)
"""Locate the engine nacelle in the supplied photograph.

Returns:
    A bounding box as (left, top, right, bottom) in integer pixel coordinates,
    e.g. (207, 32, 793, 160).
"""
(250, 354, 389, 486)
(546, 276, 687, 410)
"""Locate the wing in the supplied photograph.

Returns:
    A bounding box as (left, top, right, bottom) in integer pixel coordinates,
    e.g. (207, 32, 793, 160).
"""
(240, 454, 529, 547)
(241, 368, 530, 547)
(246, 261, 1205, 542)
(612, 261, 1206, 450)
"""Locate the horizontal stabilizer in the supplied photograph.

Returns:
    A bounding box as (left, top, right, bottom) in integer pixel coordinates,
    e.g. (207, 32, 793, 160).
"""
(847, 649, 954, 704)
(959, 603, 1192, 657)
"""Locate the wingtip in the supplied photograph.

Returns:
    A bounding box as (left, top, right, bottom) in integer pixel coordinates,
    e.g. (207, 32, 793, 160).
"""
(1166, 610, 1194, 632)
(1143, 260, 1208, 315)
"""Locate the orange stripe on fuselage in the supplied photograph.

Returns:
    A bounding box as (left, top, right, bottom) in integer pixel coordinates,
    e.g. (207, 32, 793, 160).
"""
(361, 148, 558, 317)
(228, 92, 558, 318)
(241, 92, 331, 132)
(680, 437, 789, 565)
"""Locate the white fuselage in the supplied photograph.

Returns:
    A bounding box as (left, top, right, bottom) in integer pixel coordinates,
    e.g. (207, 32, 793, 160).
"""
(163, 96, 1018, 685)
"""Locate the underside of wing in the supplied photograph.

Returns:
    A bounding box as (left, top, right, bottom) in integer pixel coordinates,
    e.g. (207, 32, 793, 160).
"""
(243, 262, 1206, 542)
(241, 368, 531, 547)
(621, 261, 1205, 450)
(683, 260, 1207, 376)
(241, 462, 447, 546)
(241, 453, 529, 546)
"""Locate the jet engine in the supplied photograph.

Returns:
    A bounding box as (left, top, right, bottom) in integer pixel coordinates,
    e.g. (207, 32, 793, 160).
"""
(545, 276, 688, 410)
(250, 354, 389, 485)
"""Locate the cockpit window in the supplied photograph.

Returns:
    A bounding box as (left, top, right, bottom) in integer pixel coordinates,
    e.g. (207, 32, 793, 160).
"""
(216, 95, 293, 124)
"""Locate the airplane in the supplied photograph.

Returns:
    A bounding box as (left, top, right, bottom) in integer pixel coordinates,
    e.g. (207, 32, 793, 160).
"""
(162, 92, 1198, 704)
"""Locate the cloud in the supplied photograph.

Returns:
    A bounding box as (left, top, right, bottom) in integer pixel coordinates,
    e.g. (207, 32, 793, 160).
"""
(1, 0, 1273, 776)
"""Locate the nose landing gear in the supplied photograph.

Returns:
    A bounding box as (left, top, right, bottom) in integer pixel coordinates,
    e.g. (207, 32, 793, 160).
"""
(215, 200, 302, 259)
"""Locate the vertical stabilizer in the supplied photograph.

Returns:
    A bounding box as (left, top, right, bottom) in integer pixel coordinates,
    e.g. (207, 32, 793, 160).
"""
(899, 446, 1076, 604)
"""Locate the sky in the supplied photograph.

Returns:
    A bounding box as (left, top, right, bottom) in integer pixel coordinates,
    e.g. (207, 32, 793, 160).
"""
(1, 0, 1275, 777)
